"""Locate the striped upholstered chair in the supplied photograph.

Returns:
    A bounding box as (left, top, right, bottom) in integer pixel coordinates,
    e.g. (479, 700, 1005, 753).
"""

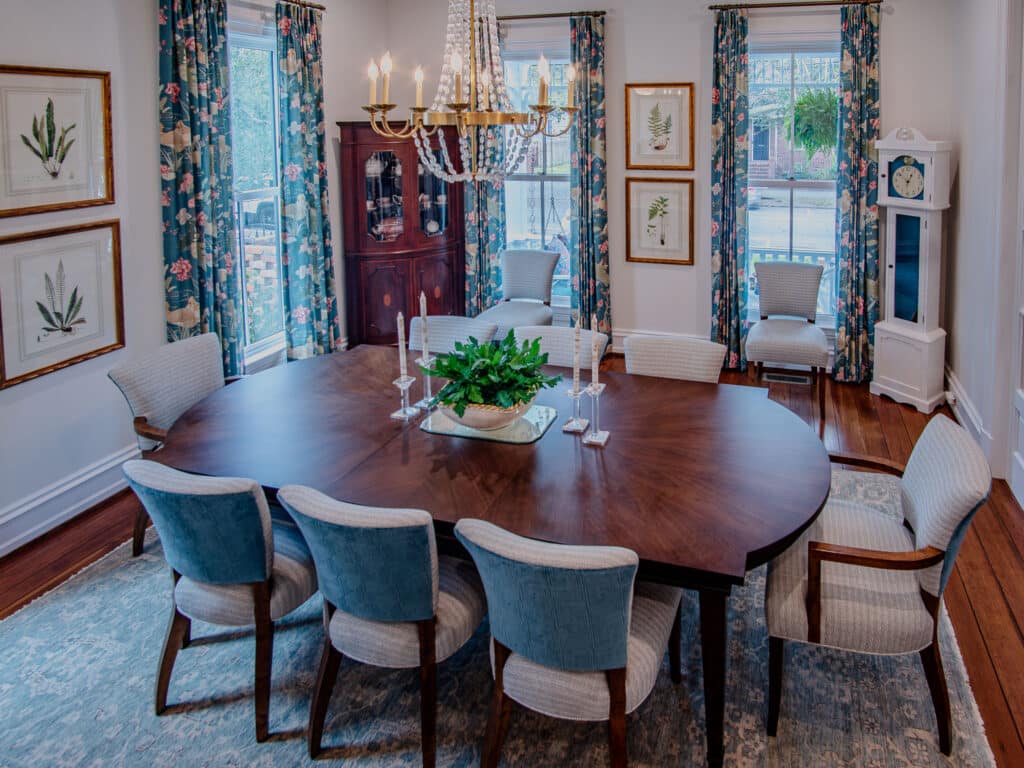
(745, 262, 829, 426)
(513, 325, 609, 369)
(623, 335, 726, 383)
(408, 315, 499, 355)
(765, 415, 991, 755)
(455, 519, 683, 768)
(109, 333, 228, 556)
(277, 486, 486, 765)
(475, 249, 560, 340)
(121, 460, 317, 743)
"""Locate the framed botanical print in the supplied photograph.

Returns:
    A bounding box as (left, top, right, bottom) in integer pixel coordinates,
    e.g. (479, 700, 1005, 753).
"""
(0, 220, 124, 388)
(625, 82, 695, 171)
(626, 178, 694, 266)
(0, 65, 114, 218)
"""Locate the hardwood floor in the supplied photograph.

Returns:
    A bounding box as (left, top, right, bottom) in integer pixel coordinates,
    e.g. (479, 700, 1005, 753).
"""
(1, 360, 1023, 765)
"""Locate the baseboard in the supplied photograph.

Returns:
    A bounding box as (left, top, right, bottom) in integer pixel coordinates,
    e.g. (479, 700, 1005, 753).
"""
(0, 444, 139, 558)
(945, 366, 995, 462)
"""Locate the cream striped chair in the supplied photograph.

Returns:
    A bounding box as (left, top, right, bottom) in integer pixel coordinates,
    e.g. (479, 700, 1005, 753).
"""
(745, 262, 829, 426)
(455, 519, 682, 768)
(623, 335, 726, 383)
(513, 325, 609, 369)
(408, 315, 498, 355)
(765, 415, 991, 755)
(475, 249, 560, 340)
(122, 460, 317, 743)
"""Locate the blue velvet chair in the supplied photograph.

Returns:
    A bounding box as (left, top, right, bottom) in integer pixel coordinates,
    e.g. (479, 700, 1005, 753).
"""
(454, 519, 683, 768)
(122, 460, 317, 742)
(277, 485, 486, 765)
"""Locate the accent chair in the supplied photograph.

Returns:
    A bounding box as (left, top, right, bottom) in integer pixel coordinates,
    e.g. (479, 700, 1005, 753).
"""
(623, 335, 726, 383)
(277, 485, 486, 765)
(475, 249, 560, 340)
(408, 315, 499, 355)
(513, 325, 609, 369)
(455, 519, 683, 768)
(121, 459, 317, 743)
(765, 414, 991, 755)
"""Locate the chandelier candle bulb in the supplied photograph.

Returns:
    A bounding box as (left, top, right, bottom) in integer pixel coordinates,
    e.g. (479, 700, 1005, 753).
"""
(414, 66, 424, 108)
(591, 313, 599, 386)
(566, 64, 576, 109)
(538, 55, 549, 106)
(451, 51, 464, 102)
(380, 51, 393, 105)
(368, 60, 379, 105)
(419, 291, 429, 361)
(397, 311, 408, 377)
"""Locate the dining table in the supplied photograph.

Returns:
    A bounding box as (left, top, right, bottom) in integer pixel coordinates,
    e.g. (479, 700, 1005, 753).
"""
(153, 343, 832, 767)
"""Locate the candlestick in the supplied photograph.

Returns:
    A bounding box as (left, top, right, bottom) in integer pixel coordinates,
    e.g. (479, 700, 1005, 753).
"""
(538, 55, 549, 106)
(368, 60, 379, 104)
(415, 354, 436, 410)
(451, 51, 464, 102)
(419, 291, 429, 361)
(414, 66, 424, 109)
(397, 311, 408, 377)
(390, 374, 420, 420)
(583, 382, 609, 446)
(566, 64, 576, 109)
(591, 313, 599, 386)
(380, 51, 393, 105)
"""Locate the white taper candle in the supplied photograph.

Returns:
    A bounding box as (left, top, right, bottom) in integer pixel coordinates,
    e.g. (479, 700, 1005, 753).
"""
(573, 317, 581, 392)
(419, 291, 429, 361)
(591, 313, 599, 385)
(397, 312, 407, 376)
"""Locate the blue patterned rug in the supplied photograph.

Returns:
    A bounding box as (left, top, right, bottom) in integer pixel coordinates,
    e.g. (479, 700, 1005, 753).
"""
(0, 530, 994, 767)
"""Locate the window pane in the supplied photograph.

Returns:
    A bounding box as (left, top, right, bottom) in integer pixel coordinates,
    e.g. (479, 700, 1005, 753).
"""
(749, 53, 793, 181)
(790, 53, 840, 182)
(505, 179, 544, 249)
(238, 192, 284, 344)
(792, 186, 837, 316)
(229, 46, 277, 192)
(747, 186, 792, 306)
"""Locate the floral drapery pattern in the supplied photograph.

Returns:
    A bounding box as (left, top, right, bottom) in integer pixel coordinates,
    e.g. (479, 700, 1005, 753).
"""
(464, 128, 506, 316)
(570, 14, 610, 334)
(710, 9, 749, 370)
(276, 2, 340, 359)
(159, 0, 242, 375)
(834, 4, 880, 383)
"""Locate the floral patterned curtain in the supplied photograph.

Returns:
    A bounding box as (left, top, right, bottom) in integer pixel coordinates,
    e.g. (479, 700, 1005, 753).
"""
(159, 0, 242, 375)
(570, 14, 610, 334)
(464, 127, 506, 316)
(276, 2, 341, 359)
(710, 9, 749, 370)
(834, 5, 880, 382)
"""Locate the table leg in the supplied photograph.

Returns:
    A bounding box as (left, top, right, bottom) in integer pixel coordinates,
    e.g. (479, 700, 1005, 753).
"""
(699, 588, 728, 768)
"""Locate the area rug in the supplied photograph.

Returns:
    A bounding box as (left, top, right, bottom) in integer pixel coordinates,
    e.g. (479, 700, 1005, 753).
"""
(0, 532, 994, 767)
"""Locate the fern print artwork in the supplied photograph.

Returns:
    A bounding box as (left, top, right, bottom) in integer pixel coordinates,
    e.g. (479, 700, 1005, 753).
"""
(647, 102, 673, 151)
(646, 195, 671, 246)
(36, 260, 86, 338)
(20, 98, 76, 179)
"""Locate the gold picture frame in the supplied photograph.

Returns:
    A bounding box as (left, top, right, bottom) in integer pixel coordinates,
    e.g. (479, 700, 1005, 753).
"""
(625, 82, 695, 171)
(0, 220, 124, 388)
(626, 177, 695, 266)
(0, 65, 115, 218)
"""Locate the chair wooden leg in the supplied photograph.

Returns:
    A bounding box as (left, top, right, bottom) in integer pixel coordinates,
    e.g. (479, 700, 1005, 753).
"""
(418, 619, 438, 768)
(132, 508, 149, 557)
(482, 640, 514, 768)
(155, 600, 190, 715)
(669, 602, 682, 684)
(308, 635, 342, 759)
(756, 362, 764, 384)
(767, 636, 783, 737)
(920, 642, 952, 755)
(606, 667, 628, 768)
(253, 582, 273, 743)
(180, 616, 192, 649)
(817, 367, 827, 435)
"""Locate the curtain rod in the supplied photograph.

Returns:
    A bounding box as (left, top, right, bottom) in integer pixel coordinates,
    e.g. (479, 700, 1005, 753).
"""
(281, 0, 325, 11)
(497, 11, 606, 21)
(231, 0, 326, 13)
(708, 0, 880, 10)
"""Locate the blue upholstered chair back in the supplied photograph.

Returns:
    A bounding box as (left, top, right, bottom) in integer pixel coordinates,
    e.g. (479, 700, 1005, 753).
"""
(277, 486, 438, 622)
(122, 460, 272, 584)
(899, 415, 991, 596)
(455, 519, 638, 671)
(753, 261, 823, 321)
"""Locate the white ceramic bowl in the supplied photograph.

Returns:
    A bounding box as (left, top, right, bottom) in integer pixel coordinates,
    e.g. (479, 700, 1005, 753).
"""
(440, 397, 535, 431)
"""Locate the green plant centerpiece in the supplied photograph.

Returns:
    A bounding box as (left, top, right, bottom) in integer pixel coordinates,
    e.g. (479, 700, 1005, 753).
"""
(420, 330, 561, 431)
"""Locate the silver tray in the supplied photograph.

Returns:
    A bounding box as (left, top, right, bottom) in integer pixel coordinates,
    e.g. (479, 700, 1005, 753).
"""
(419, 405, 558, 444)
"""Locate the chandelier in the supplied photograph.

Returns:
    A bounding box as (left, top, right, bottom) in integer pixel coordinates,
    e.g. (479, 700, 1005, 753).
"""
(363, 0, 579, 184)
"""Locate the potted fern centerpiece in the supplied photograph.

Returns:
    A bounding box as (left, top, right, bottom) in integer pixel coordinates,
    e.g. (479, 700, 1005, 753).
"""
(420, 331, 561, 431)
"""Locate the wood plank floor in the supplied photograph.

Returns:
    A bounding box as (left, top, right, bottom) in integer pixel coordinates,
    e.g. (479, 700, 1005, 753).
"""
(1, 361, 1023, 765)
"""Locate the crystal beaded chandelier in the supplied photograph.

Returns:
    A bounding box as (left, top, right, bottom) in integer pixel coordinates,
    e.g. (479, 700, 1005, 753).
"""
(363, 0, 579, 184)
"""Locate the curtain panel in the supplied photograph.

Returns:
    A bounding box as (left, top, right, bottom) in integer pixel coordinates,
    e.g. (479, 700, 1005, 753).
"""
(834, 4, 880, 383)
(569, 14, 610, 334)
(464, 127, 507, 316)
(276, 2, 341, 359)
(159, 0, 242, 375)
(710, 9, 749, 370)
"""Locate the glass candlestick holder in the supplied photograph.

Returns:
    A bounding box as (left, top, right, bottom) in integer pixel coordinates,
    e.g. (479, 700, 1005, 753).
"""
(390, 375, 421, 420)
(414, 355, 436, 409)
(562, 385, 590, 433)
(582, 382, 609, 446)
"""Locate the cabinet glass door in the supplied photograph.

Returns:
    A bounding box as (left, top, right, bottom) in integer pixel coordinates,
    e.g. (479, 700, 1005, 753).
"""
(417, 150, 450, 238)
(365, 151, 404, 242)
(893, 213, 921, 323)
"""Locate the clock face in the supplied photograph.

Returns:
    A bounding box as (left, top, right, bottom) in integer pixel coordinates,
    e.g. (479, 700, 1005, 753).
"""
(889, 155, 925, 200)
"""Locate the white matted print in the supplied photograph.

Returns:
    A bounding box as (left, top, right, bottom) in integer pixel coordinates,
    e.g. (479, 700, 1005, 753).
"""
(625, 83, 695, 171)
(0, 221, 123, 387)
(626, 178, 694, 266)
(0, 66, 113, 218)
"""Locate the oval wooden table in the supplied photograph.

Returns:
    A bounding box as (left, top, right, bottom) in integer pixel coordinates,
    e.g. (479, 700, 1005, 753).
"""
(155, 344, 832, 767)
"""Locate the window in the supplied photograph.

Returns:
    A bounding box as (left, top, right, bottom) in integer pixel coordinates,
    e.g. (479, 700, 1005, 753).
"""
(228, 28, 285, 365)
(747, 46, 840, 320)
(503, 49, 573, 306)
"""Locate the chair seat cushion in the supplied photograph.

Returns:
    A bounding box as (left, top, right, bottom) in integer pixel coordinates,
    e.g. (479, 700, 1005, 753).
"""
(746, 318, 830, 368)
(495, 582, 682, 722)
(174, 519, 317, 626)
(766, 497, 934, 655)
(476, 301, 553, 342)
(328, 556, 485, 668)
(829, 468, 903, 519)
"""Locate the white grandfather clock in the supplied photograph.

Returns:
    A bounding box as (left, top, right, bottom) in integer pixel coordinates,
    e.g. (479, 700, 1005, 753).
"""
(870, 128, 956, 413)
